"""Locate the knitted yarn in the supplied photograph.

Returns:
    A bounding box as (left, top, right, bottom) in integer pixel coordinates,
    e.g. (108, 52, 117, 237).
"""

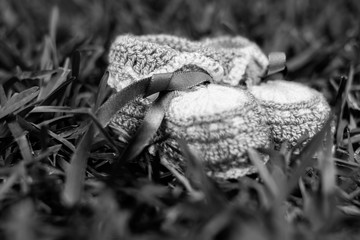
(107, 34, 269, 91)
(249, 80, 331, 145)
(160, 84, 270, 179)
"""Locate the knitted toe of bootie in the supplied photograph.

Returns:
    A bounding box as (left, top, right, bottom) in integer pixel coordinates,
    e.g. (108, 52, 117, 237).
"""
(160, 84, 270, 179)
(249, 80, 331, 146)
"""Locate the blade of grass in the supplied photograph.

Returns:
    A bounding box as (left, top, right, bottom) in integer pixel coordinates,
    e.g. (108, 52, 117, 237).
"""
(33, 145, 62, 162)
(319, 126, 336, 196)
(71, 50, 80, 79)
(62, 123, 94, 206)
(31, 105, 84, 113)
(37, 68, 71, 101)
(39, 124, 49, 150)
(38, 75, 73, 106)
(334, 157, 359, 175)
(0, 84, 7, 106)
(0, 164, 23, 201)
(299, 178, 325, 231)
(30, 106, 119, 153)
(38, 114, 74, 126)
(334, 76, 347, 115)
(178, 139, 226, 205)
(0, 87, 39, 121)
(286, 117, 332, 197)
(318, 124, 338, 227)
(16, 116, 75, 152)
(335, 67, 354, 146)
(0, 39, 28, 70)
(160, 155, 200, 198)
(40, 36, 54, 70)
(345, 127, 355, 162)
(15, 69, 58, 80)
(94, 71, 110, 111)
(248, 148, 279, 200)
(287, 41, 322, 72)
(343, 133, 360, 145)
(80, 46, 104, 79)
(49, 6, 59, 69)
(4, 199, 37, 240)
(7, 119, 33, 162)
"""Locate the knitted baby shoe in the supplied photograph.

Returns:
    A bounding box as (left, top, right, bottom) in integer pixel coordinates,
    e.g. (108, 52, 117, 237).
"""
(248, 80, 331, 146)
(160, 84, 270, 179)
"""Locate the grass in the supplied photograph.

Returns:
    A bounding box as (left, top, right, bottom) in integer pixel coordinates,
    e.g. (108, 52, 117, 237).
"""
(1, 0, 360, 239)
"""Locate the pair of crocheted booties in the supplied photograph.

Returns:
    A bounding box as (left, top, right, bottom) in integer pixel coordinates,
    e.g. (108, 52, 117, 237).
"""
(107, 34, 330, 179)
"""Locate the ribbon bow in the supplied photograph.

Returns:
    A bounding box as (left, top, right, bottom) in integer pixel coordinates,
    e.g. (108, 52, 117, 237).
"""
(97, 71, 212, 161)
(97, 52, 286, 163)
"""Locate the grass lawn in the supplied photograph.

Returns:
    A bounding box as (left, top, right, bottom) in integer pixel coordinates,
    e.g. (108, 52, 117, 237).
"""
(1, 0, 360, 239)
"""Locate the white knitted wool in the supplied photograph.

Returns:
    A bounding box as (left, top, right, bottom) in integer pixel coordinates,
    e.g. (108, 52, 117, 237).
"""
(249, 80, 331, 145)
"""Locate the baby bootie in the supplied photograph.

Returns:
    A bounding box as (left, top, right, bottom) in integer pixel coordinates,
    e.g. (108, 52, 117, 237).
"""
(161, 84, 270, 179)
(249, 80, 331, 146)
